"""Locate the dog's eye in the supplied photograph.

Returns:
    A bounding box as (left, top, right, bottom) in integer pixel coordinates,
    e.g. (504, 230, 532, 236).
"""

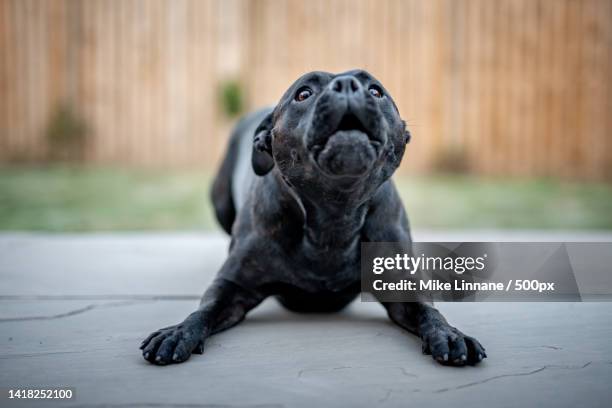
(295, 87, 313, 102)
(369, 85, 383, 98)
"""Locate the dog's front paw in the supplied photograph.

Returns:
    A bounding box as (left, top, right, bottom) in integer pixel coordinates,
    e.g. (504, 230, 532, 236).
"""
(140, 319, 205, 365)
(421, 325, 486, 366)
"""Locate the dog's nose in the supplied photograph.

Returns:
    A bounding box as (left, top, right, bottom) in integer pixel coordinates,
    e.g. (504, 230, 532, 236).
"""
(329, 76, 362, 95)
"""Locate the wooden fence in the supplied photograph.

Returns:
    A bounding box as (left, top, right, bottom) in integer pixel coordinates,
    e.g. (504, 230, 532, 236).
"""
(1, 0, 611, 179)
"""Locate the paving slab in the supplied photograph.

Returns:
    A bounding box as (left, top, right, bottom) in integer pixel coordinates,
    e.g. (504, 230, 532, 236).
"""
(0, 232, 611, 407)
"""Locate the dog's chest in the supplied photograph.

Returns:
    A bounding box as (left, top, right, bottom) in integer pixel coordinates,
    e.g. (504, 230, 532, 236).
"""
(287, 240, 361, 292)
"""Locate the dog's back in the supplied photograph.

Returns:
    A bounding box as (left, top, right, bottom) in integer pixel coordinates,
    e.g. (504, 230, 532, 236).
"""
(210, 108, 273, 234)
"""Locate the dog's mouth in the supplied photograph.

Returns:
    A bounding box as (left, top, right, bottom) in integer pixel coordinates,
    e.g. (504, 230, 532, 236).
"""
(310, 111, 380, 178)
(335, 112, 369, 135)
(310, 111, 381, 154)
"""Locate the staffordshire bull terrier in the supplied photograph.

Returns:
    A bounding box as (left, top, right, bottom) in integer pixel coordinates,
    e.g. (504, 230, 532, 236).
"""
(140, 69, 486, 366)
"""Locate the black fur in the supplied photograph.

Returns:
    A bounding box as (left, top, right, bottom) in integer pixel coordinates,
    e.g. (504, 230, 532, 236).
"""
(141, 70, 486, 366)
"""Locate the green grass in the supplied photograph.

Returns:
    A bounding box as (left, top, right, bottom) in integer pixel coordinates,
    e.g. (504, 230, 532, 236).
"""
(396, 175, 612, 230)
(0, 165, 611, 231)
(0, 166, 216, 231)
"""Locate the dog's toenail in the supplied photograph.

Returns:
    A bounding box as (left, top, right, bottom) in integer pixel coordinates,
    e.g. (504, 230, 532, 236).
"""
(461, 354, 467, 361)
(478, 353, 483, 360)
(443, 353, 449, 361)
(172, 353, 178, 360)
(144, 353, 149, 359)
(155, 356, 161, 362)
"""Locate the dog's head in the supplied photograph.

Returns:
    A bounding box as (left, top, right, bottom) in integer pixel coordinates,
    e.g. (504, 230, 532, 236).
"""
(252, 70, 410, 200)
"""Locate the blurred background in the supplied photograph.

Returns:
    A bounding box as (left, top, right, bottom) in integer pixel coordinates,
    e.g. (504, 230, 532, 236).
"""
(0, 0, 611, 231)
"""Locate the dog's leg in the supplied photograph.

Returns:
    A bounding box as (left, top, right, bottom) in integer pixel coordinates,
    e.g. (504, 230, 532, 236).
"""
(140, 277, 264, 365)
(383, 302, 487, 366)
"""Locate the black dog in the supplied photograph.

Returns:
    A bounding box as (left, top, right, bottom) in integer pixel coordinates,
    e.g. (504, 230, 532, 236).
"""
(140, 70, 486, 366)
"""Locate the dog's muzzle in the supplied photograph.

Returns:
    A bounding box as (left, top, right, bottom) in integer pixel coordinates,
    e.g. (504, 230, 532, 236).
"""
(308, 76, 384, 177)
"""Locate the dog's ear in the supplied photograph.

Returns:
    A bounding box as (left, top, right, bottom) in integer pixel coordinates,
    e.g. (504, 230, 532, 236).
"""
(252, 111, 275, 175)
(402, 121, 411, 144)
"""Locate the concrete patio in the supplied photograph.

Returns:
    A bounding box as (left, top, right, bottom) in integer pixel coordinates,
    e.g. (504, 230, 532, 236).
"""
(1, 231, 611, 407)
